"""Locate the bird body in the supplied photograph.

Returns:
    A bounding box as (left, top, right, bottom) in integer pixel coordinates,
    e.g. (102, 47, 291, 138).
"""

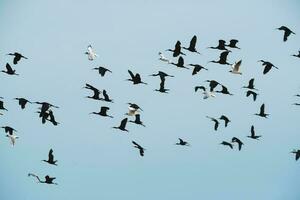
(225, 39, 240, 49)
(291, 149, 300, 161)
(42, 149, 58, 166)
(229, 60, 242, 75)
(15, 97, 32, 109)
(255, 104, 269, 118)
(220, 141, 233, 149)
(189, 64, 208, 75)
(2, 63, 19, 75)
(127, 70, 147, 85)
(93, 66, 112, 77)
(7, 52, 27, 64)
(247, 125, 261, 140)
(166, 41, 186, 57)
(219, 115, 230, 127)
(113, 118, 129, 132)
(90, 106, 113, 118)
(258, 60, 278, 75)
(231, 137, 243, 151)
(246, 90, 258, 101)
(129, 114, 145, 127)
(170, 56, 188, 69)
(85, 45, 98, 60)
(209, 51, 231, 65)
(132, 141, 145, 156)
(183, 35, 201, 54)
(206, 116, 219, 131)
(277, 26, 295, 42)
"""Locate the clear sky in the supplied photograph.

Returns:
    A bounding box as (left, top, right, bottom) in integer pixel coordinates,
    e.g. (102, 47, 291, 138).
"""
(0, 0, 300, 199)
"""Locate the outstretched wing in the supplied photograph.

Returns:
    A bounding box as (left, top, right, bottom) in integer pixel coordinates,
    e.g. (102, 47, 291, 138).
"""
(128, 70, 135, 79)
(189, 35, 197, 49)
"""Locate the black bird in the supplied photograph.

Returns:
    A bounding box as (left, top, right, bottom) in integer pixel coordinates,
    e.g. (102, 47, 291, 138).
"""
(175, 138, 190, 146)
(166, 40, 186, 57)
(216, 85, 233, 95)
(129, 114, 145, 127)
(276, 26, 295, 42)
(183, 35, 201, 54)
(100, 90, 113, 103)
(170, 56, 188, 69)
(220, 141, 233, 149)
(242, 78, 258, 90)
(247, 125, 261, 140)
(28, 173, 57, 185)
(92, 66, 112, 77)
(1, 63, 19, 75)
(113, 118, 129, 132)
(1, 126, 17, 135)
(132, 141, 145, 156)
(149, 71, 174, 81)
(0, 99, 8, 111)
(83, 83, 101, 100)
(195, 86, 215, 99)
(36, 110, 50, 124)
(35, 102, 59, 118)
(219, 115, 230, 127)
(127, 70, 147, 85)
(42, 149, 58, 166)
(188, 64, 208, 75)
(90, 106, 113, 118)
(225, 39, 240, 49)
(14, 97, 32, 109)
(291, 149, 300, 161)
(7, 52, 28, 64)
(292, 103, 300, 106)
(48, 110, 59, 126)
(208, 40, 228, 51)
(206, 116, 219, 131)
(155, 79, 169, 93)
(246, 90, 258, 101)
(231, 137, 244, 151)
(128, 103, 143, 111)
(292, 51, 300, 58)
(208, 51, 231, 65)
(295, 94, 300, 97)
(258, 60, 278, 75)
(255, 104, 269, 118)
(205, 80, 220, 92)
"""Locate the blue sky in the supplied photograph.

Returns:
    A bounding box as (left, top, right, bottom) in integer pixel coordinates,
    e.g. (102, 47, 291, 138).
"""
(0, 0, 300, 199)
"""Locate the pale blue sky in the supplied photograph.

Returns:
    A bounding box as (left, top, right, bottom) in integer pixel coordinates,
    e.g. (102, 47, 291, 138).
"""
(0, 0, 300, 199)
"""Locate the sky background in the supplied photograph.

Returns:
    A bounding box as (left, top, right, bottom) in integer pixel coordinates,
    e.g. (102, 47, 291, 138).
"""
(0, 0, 300, 199)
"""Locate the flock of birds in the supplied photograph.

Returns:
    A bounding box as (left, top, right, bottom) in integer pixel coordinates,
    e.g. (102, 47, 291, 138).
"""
(1, 25, 300, 186)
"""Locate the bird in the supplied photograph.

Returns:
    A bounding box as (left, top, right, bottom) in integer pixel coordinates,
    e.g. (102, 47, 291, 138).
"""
(85, 45, 98, 60)
(113, 118, 129, 132)
(48, 110, 59, 126)
(207, 40, 228, 51)
(242, 78, 258, 90)
(295, 94, 300, 98)
(100, 90, 113, 103)
(127, 70, 147, 85)
(0, 99, 8, 111)
(1, 63, 19, 75)
(129, 114, 145, 127)
(128, 103, 142, 111)
(220, 141, 233, 149)
(276, 26, 295, 42)
(229, 60, 242, 75)
(219, 115, 230, 127)
(246, 90, 258, 101)
(42, 149, 58, 166)
(206, 116, 219, 131)
(14, 97, 32, 109)
(149, 71, 174, 81)
(6, 133, 19, 146)
(231, 137, 243, 151)
(255, 104, 269, 118)
(194, 86, 215, 99)
(291, 149, 300, 161)
(258, 60, 278, 75)
(183, 35, 201, 54)
(170, 56, 188, 69)
(1, 126, 17, 135)
(292, 51, 300, 58)
(28, 173, 58, 185)
(166, 40, 186, 57)
(225, 39, 240, 49)
(205, 80, 220, 92)
(155, 79, 170, 93)
(158, 52, 171, 63)
(90, 106, 113, 118)
(175, 138, 190, 146)
(216, 85, 233, 95)
(208, 51, 231, 65)
(92, 66, 112, 77)
(35, 102, 59, 118)
(132, 141, 145, 156)
(189, 64, 208, 75)
(126, 103, 143, 116)
(292, 103, 300, 106)
(83, 83, 101, 100)
(7, 52, 28, 64)
(247, 125, 261, 140)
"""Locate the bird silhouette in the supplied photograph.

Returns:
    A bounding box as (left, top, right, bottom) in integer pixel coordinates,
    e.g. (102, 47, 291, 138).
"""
(206, 116, 219, 131)
(183, 35, 201, 54)
(127, 70, 147, 85)
(292, 103, 300, 106)
(166, 40, 186, 57)
(113, 118, 129, 132)
(48, 110, 59, 126)
(189, 64, 208, 75)
(231, 137, 243, 151)
(225, 39, 240, 49)
(83, 83, 102, 100)
(28, 173, 58, 185)
(219, 115, 230, 127)
(129, 114, 145, 127)
(242, 78, 258, 90)
(216, 85, 233, 95)
(255, 104, 269, 118)
(1, 126, 17, 135)
(7, 52, 27, 64)
(208, 40, 228, 51)
(1, 63, 19, 75)
(85, 45, 98, 60)
(194, 86, 215, 99)
(14, 98, 32, 109)
(292, 51, 300, 58)
(246, 90, 258, 101)
(0, 99, 8, 111)
(170, 56, 189, 69)
(132, 141, 145, 156)
(205, 80, 220, 92)
(220, 141, 233, 149)
(42, 149, 58, 166)
(208, 51, 231, 65)
(92, 66, 112, 77)
(258, 60, 278, 75)
(35, 102, 59, 118)
(155, 79, 169, 93)
(150, 71, 174, 81)
(90, 106, 113, 118)
(276, 26, 295, 42)
(175, 138, 190, 146)
(247, 125, 261, 140)
(100, 90, 113, 103)
(291, 149, 300, 161)
(229, 60, 242, 75)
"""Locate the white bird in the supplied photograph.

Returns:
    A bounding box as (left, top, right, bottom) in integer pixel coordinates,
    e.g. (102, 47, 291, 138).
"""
(6, 134, 19, 146)
(229, 60, 242, 75)
(126, 103, 142, 116)
(85, 45, 98, 61)
(194, 86, 216, 99)
(158, 52, 171, 63)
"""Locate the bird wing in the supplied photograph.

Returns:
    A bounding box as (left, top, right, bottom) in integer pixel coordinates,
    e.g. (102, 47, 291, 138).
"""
(178, 56, 184, 66)
(195, 86, 206, 92)
(101, 106, 109, 113)
(229, 39, 238, 46)
(263, 65, 272, 74)
(192, 65, 200, 75)
(132, 140, 139, 147)
(5, 63, 13, 72)
(296, 152, 300, 161)
(283, 31, 291, 42)
(48, 149, 54, 162)
(178, 138, 184, 143)
(260, 104, 265, 114)
(249, 78, 254, 88)
(128, 70, 135, 79)
(233, 60, 242, 71)
(135, 114, 141, 122)
(213, 120, 219, 131)
(251, 125, 255, 136)
(189, 35, 197, 49)
(120, 118, 128, 128)
(220, 51, 229, 61)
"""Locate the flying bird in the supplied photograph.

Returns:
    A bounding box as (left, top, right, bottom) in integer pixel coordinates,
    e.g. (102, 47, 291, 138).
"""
(255, 104, 269, 118)
(7, 52, 28, 64)
(291, 149, 300, 161)
(1, 126, 17, 135)
(100, 89, 113, 103)
(246, 90, 258, 101)
(206, 116, 219, 131)
(225, 39, 240, 49)
(42, 149, 58, 166)
(113, 118, 129, 132)
(14, 98, 32, 109)
(90, 106, 113, 118)
(276, 26, 295, 42)
(126, 103, 142, 116)
(219, 115, 230, 127)
(247, 125, 261, 140)
(175, 138, 190, 146)
(220, 141, 233, 149)
(48, 110, 59, 126)
(258, 60, 278, 75)
(85, 45, 98, 60)
(92, 66, 112, 77)
(170, 56, 188, 69)
(229, 60, 242, 75)
(242, 78, 258, 90)
(35, 102, 59, 118)
(132, 141, 145, 156)
(189, 64, 208, 75)
(158, 52, 171, 63)
(231, 137, 244, 151)
(155, 79, 170, 93)
(194, 86, 215, 99)
(166, 40, 186, 57)
(205, 80, 220, 92)
(183, 35, 201, 54)
(208, 40, 228, 51)
(28, 173, 58, 185)
(208, 51, 231, 65)
(292, 51, 300, 58)
(150, 71, 174, 83)
(127, 70, 147, 85)
(0, 99, 8, 111)
(83, 83, 101, 100)
(216, 85, 233, 95)
(1, 63, 19, 75)
(129, 114, 145, 127)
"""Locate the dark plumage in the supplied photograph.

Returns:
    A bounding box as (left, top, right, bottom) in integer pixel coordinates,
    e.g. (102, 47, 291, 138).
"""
(225, 39, 240, 49)
(132, 141, 145, 156)
(92, 66, 112, 77)
(42, 149, 58, 166)
(208, 40, 228, 50)
(170, 56, 189, 69)
(216, 85, 233, 95)
(90, 106, 113, 118)
(258, 60, 278, 75)
(175, 138, 190, 146)
(208, 51, 231, 65)
(14, 97, 32, 109)
(247, 125, 261, 140)
(220, 141, 233, 149)
(166, 41, 186, 57)
(7, 52, 28, 64)
(255, 104, 269, 118)
(129, 114, 145, 127)
(183, 35, 201, 54)
(205, 80, 220, 92)
(127, 70, 147, 85)
(246, 90, 258, 101)
(276, 26, 295, 42)
(83, 83, 101, 100)
(189, 64, 208, 75)
(231, 137, 243, 151)
(1, 63, 19, 75)
(219, 115, 230, 127)
(113, 118, 129, 132)
(291, 149, 300, 161)
(206, 116, 219, 131)
(242, 78, 258, 90)
(1, 126, 17, 135)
